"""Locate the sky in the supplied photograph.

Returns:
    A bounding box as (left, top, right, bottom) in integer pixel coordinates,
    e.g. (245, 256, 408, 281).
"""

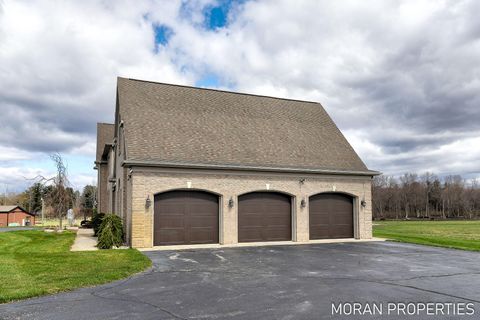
(0, 0, 479, 193)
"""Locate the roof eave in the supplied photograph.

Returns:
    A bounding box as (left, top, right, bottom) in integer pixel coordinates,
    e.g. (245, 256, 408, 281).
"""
(122, 160, 381, 176)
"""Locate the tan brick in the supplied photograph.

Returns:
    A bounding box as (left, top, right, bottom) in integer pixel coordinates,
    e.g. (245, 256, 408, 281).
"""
(126, 168, 373, 248)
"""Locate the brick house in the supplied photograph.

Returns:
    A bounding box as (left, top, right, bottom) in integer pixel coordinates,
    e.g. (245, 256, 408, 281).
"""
(95, 77, 379, 248)
(0, 206, 35, 227)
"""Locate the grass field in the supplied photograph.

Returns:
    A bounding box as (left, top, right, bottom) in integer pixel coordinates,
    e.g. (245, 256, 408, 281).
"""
(373, 220, 480, 251)
(0, 230, 151, 303)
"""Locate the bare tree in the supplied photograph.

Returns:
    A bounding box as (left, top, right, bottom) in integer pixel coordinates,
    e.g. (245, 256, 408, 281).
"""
(32, 153, 72, 230)
(372, 172, 480, 220)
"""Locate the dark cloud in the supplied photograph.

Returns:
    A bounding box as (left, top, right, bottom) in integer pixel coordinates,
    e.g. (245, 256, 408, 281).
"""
(1, 0, 479, 190)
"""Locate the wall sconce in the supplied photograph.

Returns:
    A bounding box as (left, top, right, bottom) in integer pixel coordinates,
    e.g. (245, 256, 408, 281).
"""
(228, 197, 234, 208)
(145, 195, 152, 209)
(300, 198, 306, 208)
(361, 199, 367, 208)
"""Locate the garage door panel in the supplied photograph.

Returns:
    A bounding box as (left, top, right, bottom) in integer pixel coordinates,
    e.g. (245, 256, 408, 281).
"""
(265, 227, 291, 241)
(238, 192, 291, 242)
(156, 229, 186, 245)
(154, 191, 219, 246)
(309, 213, 329, 225)
(332, 214, 352, 225)
(310, 226, 330, 239)
(239, 213, 263, 225)
(189, 227, 217, 243)
(309, 193, 353, 240)
(333, 226, 353, 238)
(238, 227, 264, 242)
(266, 214, 291, 226)
(189, 216, 218, 228)
(158, 216, 185, 228)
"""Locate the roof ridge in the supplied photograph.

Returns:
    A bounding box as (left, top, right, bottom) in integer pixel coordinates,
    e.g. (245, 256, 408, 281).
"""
(119, 77, 322, 105)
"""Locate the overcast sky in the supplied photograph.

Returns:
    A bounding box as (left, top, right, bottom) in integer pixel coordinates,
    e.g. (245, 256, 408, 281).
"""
(1, 0, 479, 192)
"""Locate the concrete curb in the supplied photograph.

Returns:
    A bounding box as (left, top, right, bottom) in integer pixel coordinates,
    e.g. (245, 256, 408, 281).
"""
(139, 237, 386, 251)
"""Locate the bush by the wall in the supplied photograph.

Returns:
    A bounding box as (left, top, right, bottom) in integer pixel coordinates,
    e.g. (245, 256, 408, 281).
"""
(92, 211, 105, 236)
(97, 214, 124, 249)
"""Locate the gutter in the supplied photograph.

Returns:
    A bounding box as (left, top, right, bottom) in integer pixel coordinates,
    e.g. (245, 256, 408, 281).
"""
(122, 160, 381, 176)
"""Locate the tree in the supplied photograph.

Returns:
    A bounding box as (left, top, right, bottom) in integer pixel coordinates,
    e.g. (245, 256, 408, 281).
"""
(26, 182, 44, 214)
(372, 172, 480, 220)
(81, 185, 97, 210)
(34, 153, 73, 230)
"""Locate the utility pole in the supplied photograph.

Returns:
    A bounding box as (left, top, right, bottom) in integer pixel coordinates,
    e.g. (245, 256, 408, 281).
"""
(41, 197, 45, 225)
(3, 184, 8, 205)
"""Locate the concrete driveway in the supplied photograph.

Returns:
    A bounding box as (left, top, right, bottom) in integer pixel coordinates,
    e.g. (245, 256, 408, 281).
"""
(1, 242, 479, 319)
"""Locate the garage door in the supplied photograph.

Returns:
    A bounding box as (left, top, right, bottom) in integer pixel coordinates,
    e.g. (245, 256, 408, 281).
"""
(309, 193, 353, 239)
(238, 192, 291, 242)
(154, 190, 219, 246)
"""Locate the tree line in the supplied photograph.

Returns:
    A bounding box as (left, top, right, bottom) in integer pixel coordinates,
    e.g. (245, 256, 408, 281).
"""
(372, 173, 480, 220)
(1, 154, 96, 228)
(1, 183, 97, 219)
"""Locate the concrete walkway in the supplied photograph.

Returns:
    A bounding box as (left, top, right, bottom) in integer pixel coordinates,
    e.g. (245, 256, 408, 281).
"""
(70, 228, 98, 251)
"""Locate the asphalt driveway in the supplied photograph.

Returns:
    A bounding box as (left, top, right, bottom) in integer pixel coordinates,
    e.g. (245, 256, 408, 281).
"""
(1, 241, 479, 319)
(0, 227, 36, 232)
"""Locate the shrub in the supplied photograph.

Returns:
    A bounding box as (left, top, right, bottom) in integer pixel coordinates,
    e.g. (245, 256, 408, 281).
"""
(92, 211, 105, 236)
(97, 214, 124, 249)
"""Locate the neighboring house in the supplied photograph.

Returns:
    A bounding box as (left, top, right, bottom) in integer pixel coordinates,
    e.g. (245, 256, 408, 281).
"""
(95, 77, 380, 248)
(0, 206, 35, 227)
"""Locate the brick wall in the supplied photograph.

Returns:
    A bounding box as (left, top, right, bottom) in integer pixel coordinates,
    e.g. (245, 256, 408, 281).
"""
(97, 164, 109, 213)
(128, 167, 372, 248)
(0, 208, 35, 227)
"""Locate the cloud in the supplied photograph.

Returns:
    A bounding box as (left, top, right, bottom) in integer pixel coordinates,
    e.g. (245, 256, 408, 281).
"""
(1, 0, 479, 192)
(166, 0, 480, 178)
(0, 166, 52, 193)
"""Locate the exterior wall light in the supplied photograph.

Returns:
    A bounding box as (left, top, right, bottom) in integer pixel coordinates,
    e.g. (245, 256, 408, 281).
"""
(300, 198, 306, 208)
(228, 197, 234, 208)
(361, 199, 367, 208)
(146, 195, 152, 209)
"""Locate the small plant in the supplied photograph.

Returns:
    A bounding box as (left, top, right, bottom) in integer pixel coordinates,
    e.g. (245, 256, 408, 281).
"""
(97, 214, 124, 249)
(92, 211, 105, 236)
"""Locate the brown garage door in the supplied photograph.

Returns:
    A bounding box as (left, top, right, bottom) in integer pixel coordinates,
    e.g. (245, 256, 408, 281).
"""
(309, 193, 353, 239)
(238, 192, 292, 242)
(154, 190, 219, 246)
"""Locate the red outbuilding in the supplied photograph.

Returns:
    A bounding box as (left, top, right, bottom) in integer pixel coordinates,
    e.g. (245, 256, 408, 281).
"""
(0, 206, 35, 227)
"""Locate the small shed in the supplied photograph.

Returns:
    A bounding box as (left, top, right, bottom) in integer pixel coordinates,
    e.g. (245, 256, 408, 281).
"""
(0, 206, 35, 227)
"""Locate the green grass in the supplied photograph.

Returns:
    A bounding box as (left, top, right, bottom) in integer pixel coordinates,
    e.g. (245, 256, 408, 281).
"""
(373, 220, 480, 251)
(0, 230, 151, 303)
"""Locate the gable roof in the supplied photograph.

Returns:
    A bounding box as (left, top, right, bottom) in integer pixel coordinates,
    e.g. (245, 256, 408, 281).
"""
(0, 205, 16, 213)
(96, 123, 114, 163)
(0, 205, 33, 215)
(117, 77, 377, 175)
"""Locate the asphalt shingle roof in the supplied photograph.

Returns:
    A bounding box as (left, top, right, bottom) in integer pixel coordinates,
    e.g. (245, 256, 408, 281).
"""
(96, 123, 114, 162)
(0, 205, 17, 213)
(116, 77, 375, 174)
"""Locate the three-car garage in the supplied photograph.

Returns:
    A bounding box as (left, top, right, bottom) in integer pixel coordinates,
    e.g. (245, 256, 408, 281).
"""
(153, 190, 355, 246)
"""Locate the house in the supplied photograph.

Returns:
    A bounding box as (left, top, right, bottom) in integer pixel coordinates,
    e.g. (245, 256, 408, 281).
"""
(95, 77, 379, 248)
(0, 206, 35, 227)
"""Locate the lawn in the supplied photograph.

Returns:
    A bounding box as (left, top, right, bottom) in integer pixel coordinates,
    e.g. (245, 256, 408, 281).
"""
(373, 220, 480, 251)
(0, 230, 151, 303)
